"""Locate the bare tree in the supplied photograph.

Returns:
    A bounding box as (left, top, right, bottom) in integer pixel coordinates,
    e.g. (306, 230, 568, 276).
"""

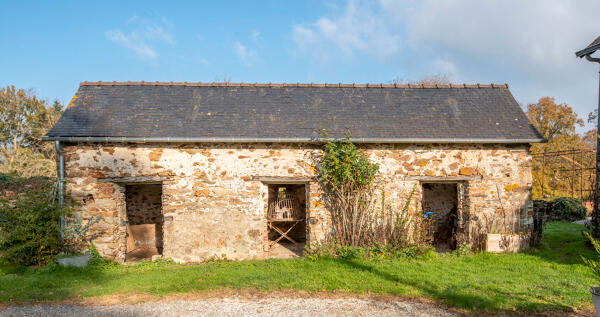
(389, 74, 452, 85)
(213, 74, 231, 83)
(414, 74, 451, 85)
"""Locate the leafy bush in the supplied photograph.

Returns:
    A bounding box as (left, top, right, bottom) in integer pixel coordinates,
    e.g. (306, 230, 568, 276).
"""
(337, 245, 363, 259)
(303, 241, 342, 260)
(39, 260, 59, 273)
(319, 134, 379, 191)
(62, 215, 102, 254)
(0, 172, 17, 185)
(202, 254, 232, 264)
(551, 197, 587, 221)
(583, 231, 600, 281)
(0, 181, 69, 266)
(453, 242, 472, 257)
(304, 240, 431, 261)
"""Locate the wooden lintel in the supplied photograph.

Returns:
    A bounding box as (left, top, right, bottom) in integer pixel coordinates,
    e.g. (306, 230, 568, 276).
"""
(250, 176, 316, 184)
(97, 176, 169, 184)
(406, 175, 482, 182)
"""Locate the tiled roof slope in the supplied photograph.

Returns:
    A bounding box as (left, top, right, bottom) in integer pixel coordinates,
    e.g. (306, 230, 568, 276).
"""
(44, 82, 544, 143)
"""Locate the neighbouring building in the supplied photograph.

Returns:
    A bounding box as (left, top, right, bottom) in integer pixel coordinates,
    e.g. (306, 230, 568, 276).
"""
(43, 81, 544, 262)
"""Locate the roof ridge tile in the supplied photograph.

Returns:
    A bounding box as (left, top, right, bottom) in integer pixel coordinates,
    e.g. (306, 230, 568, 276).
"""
(79, 81, 509, 89)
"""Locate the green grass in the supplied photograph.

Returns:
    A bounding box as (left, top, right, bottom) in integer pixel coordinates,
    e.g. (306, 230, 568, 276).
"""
(0, 222, 597, 314)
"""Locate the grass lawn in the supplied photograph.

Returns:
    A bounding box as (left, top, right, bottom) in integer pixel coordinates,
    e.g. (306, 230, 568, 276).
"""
(0, 221, 597, 314)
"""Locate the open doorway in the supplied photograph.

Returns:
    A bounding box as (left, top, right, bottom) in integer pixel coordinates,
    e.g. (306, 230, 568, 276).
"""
(266, 184, 307, 257)
(125, 184, 163, 261)
(422, 182, 459, 251)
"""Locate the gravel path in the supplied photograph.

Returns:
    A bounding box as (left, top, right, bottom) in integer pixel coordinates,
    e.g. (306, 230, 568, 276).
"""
(0, 297, 458, 317)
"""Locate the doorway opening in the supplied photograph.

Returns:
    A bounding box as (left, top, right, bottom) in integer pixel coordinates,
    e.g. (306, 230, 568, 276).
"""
(125, 184, 163, 261)
(266, 184, 307, 257)
(422, 182, 459, 251)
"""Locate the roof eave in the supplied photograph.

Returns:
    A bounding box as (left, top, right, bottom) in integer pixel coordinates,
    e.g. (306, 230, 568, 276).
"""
(42, 136, 546, 144)
(576, 44, 600, 58)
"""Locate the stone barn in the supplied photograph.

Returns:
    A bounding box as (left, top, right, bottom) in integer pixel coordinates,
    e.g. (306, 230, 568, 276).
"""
(43, 81, 544, 262)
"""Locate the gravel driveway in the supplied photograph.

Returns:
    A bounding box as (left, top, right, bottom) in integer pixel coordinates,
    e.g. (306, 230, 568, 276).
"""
(0, 297, 458, 317)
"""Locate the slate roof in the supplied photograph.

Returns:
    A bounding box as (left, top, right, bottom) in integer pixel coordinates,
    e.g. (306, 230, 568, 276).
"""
(44, 82, 544, 143)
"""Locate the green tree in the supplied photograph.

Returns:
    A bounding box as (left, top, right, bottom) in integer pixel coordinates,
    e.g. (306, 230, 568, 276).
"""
(0, 85, 63, 177)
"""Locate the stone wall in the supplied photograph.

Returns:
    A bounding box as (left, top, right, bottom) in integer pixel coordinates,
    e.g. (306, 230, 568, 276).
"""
(62, 142, 533, 262)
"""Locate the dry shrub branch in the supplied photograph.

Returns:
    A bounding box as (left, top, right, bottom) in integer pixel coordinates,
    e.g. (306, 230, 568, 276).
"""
(316, 135, 432, 249)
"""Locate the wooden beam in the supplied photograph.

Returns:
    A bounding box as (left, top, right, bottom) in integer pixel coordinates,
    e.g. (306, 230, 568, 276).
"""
(250, 176, 316, 184)
(97, 176, 168, 184)
(406, 175, 482, 182)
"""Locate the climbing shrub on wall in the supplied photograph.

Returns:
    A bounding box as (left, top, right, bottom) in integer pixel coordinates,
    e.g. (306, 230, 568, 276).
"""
(319, 136, 379, 191)
(317, 134, 432, 250)
(318, 135, 379, 247)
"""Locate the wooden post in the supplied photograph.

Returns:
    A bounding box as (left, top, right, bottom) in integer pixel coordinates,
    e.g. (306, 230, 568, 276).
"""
(541, 153, 545, 198)
(572, 150, 576, 198)
(581, 150, 585, 200)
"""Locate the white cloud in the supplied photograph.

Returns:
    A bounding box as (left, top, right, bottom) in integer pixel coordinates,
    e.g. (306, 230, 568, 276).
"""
(106, 29, 157, 60)
(291, 0, 600, 129)
(127, 15, 139, 24)
(292, 0, 600, 74)
(292, 0, 400, 62)
(235, 41, 256, 66)
(432, 58, 458, 78)
(251, 30, 260, 41)
(198, 57, 210, 66)
(383, 0, 600, 72)
(106, 16, 175, 61)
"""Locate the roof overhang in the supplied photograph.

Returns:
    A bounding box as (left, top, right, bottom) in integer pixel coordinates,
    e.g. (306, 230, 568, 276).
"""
(576, 37, 600, 58)
(576, 46, 600, 58)
(42, 136, 546, 144)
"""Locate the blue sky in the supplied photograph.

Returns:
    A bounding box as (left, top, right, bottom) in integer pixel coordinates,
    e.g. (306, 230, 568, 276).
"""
(2, 0, 600, 131)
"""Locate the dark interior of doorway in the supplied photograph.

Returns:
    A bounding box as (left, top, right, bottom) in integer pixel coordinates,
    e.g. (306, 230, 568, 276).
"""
(422, 182, 459, 251)
(125, 184, 163, 261)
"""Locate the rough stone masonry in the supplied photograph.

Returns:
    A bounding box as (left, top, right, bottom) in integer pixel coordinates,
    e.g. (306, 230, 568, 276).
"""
(64, 142, 532, 262)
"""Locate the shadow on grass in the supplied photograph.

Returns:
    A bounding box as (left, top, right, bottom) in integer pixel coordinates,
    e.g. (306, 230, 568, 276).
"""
(0, 260, 111, 303)
(336, 258, 577, 314)
(528, 222, 594, 266)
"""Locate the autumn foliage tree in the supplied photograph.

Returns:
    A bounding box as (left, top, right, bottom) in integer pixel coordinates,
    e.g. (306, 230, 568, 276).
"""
(0, 85, 63, 177)
(526, 97, 592, 199)
(526, 97, 584, 154)
(584, 109, 599, 150)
